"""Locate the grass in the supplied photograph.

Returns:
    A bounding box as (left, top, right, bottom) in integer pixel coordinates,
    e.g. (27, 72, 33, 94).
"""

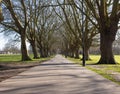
(0, 54, 53, 64)
(68, 55, 120, 85)
(68, 55, 100, 65)
(0, 54, 21, 62)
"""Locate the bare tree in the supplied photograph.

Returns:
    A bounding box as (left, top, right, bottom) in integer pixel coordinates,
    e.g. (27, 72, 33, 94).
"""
(0, 0, 4, 22)
(34, 1, 59, 57)
(26, 0, 40, 59)
(56, 0, 98, 60)
(82, 0, 120, 64)
(2, 0, 31, 61)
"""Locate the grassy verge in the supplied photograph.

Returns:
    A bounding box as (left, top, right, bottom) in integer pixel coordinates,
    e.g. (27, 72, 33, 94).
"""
(0, 54, 21, 62)
(68, 55, 120, 85)
(0, 54, 54, 64)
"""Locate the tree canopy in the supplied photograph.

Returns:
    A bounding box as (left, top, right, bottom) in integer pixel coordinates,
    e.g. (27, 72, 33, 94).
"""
(0, 0, 120, 63)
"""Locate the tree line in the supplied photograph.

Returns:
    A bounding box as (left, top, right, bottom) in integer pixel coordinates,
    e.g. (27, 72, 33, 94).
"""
(0, 0, 60, 60)
(0, 0, 120, 64)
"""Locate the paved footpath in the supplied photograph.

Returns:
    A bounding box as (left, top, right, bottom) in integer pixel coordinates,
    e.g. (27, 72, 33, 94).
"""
(0, 55, 120, 94)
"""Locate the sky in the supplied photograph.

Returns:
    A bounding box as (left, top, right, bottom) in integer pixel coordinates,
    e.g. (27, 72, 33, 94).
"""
(0, 32, 30, 50)
(0, 33, 8, 50)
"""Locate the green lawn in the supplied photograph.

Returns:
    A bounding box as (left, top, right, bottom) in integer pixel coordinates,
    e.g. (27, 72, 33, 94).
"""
(0, 54, 21, 62)
(0, 54, 53, 64)
(68, 55, 120, 85)
(69, 55, 120, 65)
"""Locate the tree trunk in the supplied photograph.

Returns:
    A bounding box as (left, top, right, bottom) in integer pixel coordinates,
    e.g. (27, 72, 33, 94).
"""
(64, 44, 69, 58)
(98, 31, 116, 64)
(81, 47, 90, 60)
(39, 48, 44, 58)
(21, 31, 31, 61)
(75, 47, 79, 59)
(46, 46, 49, 57)
(84, 47, 90, 60)
(0, 5, 4, 22)
(44, 48, 48, 57)
(30, 40, 39, 59)
(97, 13, 119, 64)
(70, 50, 74, 58)
(64, 49, 68, 58)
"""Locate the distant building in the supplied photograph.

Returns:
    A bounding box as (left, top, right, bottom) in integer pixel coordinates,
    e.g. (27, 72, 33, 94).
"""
(0, 51, 20, 54)
(0, 51, 12, 54)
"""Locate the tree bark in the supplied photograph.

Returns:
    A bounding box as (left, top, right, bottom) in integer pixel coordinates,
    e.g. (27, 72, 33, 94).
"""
(43, 48, 48, 57)
(39, 49, 43, 58)
(70, 50, 74, 58)
(97, 11, 119, 64)
(98, 30, 116, 64)
(21, 31, 31, 61)
(84, 47, 90, 60)
(0, 3, 4, 22)
(30, 40, 39, 59)
(39, 48, 46, 58)
(64, 49, 68, 58)
(75, 47, 79, 59)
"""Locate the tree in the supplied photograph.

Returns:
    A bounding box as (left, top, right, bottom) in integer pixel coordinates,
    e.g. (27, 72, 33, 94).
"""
(2, 0, 31, 61)
(0, 0, 4, 22)
(56, 0, 98, 60)
(26, 0, 40, 59)
(34, 1, 59, 57)
(83, 0, 120, 64)
(1, 0, 60, 59)
(55, 0, 82, 58)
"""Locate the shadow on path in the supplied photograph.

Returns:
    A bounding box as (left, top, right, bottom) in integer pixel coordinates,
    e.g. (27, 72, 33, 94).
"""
(0, 55, 120, 94)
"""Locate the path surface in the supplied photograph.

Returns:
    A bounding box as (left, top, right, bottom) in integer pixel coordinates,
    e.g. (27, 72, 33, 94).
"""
(0, 55, 120, 94)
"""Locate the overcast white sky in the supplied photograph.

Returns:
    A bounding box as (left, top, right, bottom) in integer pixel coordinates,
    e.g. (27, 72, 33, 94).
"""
(0, 33, 8, 50)
(0, 32, 30, 50)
